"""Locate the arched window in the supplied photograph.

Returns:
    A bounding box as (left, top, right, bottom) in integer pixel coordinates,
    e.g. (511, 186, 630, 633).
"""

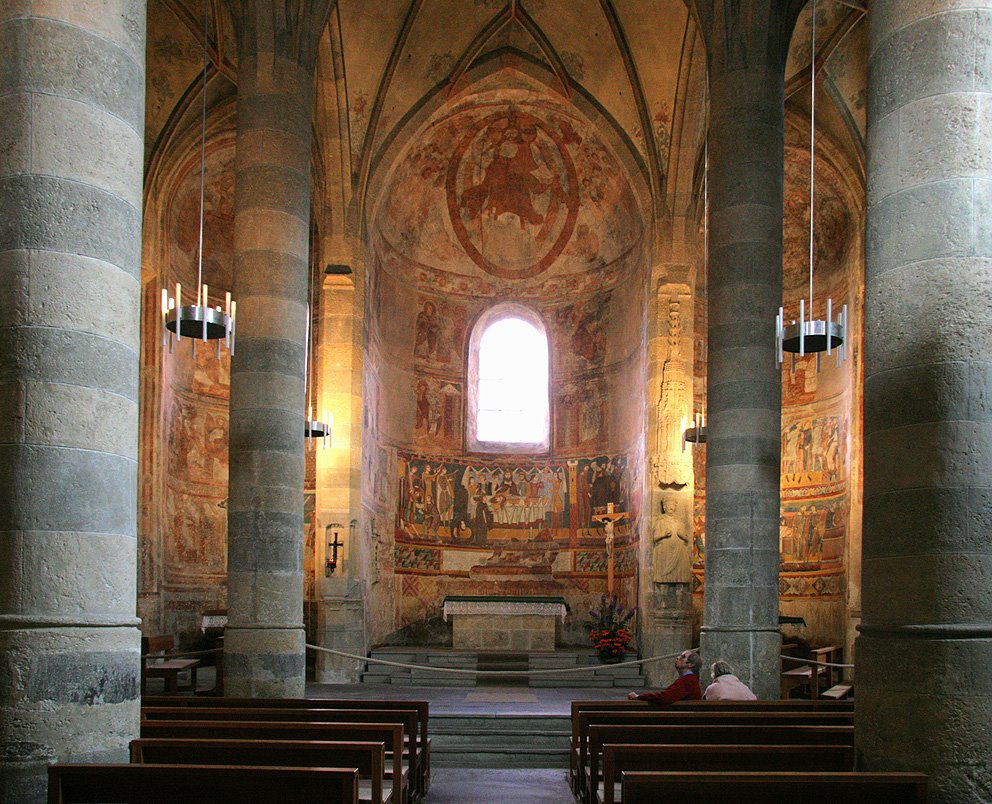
(467, 306, 550, 453)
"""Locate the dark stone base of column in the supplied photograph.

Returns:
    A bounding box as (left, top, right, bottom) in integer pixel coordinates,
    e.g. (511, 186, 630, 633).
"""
(223, 626, 306, 698)
(855, 631, 992, 804)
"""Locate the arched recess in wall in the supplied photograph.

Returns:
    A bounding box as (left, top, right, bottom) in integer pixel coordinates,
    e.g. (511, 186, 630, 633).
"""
(465, 303, 551, 455)
(138, 94, 237, 640)
(359, 48, 653, 648)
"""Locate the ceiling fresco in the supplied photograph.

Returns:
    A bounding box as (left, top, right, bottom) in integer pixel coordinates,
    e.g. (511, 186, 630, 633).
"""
(145, 0, 867, 233)
(372, 80, 643, 291)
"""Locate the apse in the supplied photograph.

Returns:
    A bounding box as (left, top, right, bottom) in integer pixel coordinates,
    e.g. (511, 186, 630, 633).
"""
(363, 65, 649, 645)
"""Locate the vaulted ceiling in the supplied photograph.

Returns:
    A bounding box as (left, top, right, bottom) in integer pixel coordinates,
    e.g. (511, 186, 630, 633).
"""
(145, 0, 867, 228)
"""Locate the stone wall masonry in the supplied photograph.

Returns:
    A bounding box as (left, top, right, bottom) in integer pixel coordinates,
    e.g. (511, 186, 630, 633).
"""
(0, 3, 146, 800)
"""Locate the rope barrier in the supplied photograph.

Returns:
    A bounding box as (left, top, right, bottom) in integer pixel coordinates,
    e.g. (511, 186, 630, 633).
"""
(305, 643, 685, 675)
(781, 654, 854, 669)
(148, 644, 853, 676)
(145, 647, 223, 660)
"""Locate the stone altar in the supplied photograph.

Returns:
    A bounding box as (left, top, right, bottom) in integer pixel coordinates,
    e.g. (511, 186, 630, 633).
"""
(443, 595, 568, 651)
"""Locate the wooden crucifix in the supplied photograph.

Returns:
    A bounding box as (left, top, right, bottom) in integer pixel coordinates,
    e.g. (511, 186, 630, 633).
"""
(592, 507, 628, 595)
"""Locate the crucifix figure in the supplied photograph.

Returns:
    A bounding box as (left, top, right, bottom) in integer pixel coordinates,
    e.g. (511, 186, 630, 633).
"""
(592, 509, 627, 594)
(325, 526, 344, 576)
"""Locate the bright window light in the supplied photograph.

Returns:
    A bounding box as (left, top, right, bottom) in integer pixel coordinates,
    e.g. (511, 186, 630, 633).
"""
(476, 317, 549, 444)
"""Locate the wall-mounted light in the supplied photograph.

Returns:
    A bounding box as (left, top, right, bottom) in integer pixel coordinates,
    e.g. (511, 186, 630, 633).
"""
(325, 523, 343, 576)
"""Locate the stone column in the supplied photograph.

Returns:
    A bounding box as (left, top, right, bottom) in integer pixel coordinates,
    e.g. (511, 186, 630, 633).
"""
(859, 3, 992, 800)
(693, 0, 803, 699)
(643, 278, 694, 686)
(225, 0, 331, 697)
(0, 3, 145, 800)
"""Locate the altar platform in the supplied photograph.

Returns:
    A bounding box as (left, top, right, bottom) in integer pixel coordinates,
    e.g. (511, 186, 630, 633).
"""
(357, 645, 646, 689)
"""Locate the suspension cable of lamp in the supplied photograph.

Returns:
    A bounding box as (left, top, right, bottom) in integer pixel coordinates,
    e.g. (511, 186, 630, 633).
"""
(775, 0, 846, 372)
(304, 233, 331, 449)
(684, 132, 708, 451)
(161, 0, 235, 357)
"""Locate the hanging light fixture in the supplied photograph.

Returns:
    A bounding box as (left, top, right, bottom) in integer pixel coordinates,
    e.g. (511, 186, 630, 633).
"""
(161, 0, 235, 357)
(775, 0, 846, 372)
(684, 133, 708, 451)
(304, 230, 331, 449)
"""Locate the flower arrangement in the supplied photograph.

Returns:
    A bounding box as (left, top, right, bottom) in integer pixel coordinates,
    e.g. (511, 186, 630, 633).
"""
(588, 593, 637, 661)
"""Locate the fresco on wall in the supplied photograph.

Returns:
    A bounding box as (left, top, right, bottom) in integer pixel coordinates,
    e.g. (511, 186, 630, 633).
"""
(552, 292, 609, 367)
(397, 452, 632, 543)
(447, 109, 582, 279)
(376, 88, 642, 296)
(392, 449, 641, 642)
(413, 377, 463, 450)
(413, 296, 469, 367)
(781, 415, 847, 487)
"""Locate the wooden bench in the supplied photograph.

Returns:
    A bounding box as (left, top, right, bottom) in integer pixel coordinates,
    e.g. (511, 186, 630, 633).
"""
(142, 696, 430, 796)
(141, 706, 420, 800)
(598, 743, 855, 804)
(584, 723, 855, 804)
(822, 683, 854, 700)
(568, 698, 854, 793)
(576, 708, 853, 802)
(47, 763, 359, 803)
(141, 635, 199, 695)
(138, 719, 408, 804)
(782, 645, 843, 699)
(131, 738, 391, 804)
(621, 771, 928, 803)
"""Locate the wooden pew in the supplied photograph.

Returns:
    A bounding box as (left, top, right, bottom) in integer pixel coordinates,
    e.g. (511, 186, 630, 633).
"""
(131, 739, 390, 804)
(141, 706, 420, 801)
(138, 719, 407, 804)
(141, 697, 430, 797)
(568, 698, 853, 793)
(141, 635, 199, 695)
(782, 645, 843, 699)
(576, 708, 853, 802)
(584, 723, 855, 804)
(598, 743, 855, 804)
(47, 763, 359, 803)
(621, 771, 928, 804)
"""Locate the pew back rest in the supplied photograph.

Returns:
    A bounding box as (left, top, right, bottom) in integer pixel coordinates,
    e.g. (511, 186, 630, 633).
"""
(130, 739, 386, 804)
(620, 771, 928, 804)
(47, 763, 359, 804)
(137, 722, 404, 804)
(140, 697, 430, 797)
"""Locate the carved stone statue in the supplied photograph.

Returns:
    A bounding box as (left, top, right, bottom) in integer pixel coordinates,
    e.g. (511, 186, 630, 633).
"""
(652, 496, 691, 584)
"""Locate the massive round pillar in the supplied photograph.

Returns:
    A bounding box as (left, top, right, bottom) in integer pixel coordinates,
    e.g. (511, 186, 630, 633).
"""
(225, 0, 330, 697)
(695, 0, 801, 699)
(0, 3, 146, 800)
(858, 2, 992, 800)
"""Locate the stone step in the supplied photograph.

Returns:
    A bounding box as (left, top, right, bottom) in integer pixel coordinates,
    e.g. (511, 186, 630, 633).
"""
(430, 747, 570, 768)
(430, 715, 571, 769)
(432, 715, 570, 733)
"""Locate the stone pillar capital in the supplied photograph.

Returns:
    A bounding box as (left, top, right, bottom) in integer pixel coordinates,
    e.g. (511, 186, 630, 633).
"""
(227, 0, 333, 75)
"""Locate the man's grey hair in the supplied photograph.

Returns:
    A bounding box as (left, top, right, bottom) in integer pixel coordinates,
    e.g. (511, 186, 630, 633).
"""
(710, 659, 734, 678)
(681, 650, 702, 673)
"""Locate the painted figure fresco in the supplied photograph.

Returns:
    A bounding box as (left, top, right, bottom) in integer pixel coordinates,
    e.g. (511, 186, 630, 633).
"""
(412, 377, 462, 449)
(396, 452, 630, 545)
(782, 414, 847, 485)
(446, 109, 581, 279)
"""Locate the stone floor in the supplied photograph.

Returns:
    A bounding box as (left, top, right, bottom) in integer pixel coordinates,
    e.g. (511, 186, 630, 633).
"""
(305, 681, 636, 715)
(425, 768, 573, 803)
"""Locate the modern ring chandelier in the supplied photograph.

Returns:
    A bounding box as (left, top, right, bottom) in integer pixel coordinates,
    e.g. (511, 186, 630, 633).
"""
(161, 0, 235, 357)
(775, 0, 847, 372)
